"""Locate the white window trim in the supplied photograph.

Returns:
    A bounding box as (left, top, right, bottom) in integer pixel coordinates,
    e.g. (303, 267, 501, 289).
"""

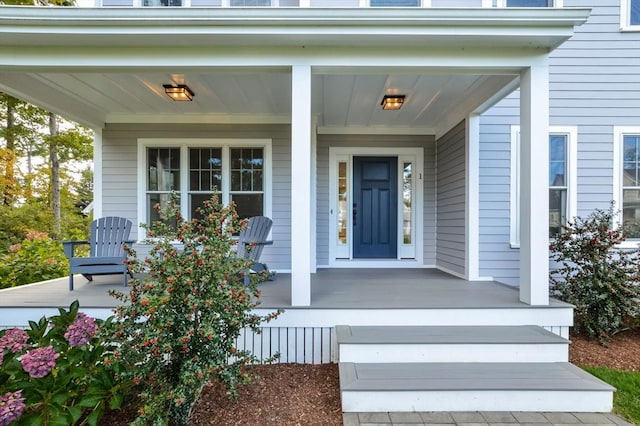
(510, 125, 577, 248)
(621, 0, 640, 31)
(613, 126, 640, 248)
(137, 138, 272, 241)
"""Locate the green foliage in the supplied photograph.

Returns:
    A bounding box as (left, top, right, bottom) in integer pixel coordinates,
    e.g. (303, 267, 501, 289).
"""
(108, 193, 281, 426)
(0, 301, 129, 426)
(582, 366, 640, 424)
(550, 205, 640, 342)
(0, 231, 68, 289)
(0, 94, 93, 248)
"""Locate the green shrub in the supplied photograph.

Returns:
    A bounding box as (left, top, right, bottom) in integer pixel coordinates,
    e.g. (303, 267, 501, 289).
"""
(108, 193, 281, 426)
(550, 206, 640, 342)
(0, 231, 68, 289)
(0, 301, 129, 425)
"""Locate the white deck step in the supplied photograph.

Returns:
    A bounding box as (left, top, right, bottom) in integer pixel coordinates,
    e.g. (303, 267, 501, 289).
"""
(336, 325, 569, 363)
(339, 362, 614, 413)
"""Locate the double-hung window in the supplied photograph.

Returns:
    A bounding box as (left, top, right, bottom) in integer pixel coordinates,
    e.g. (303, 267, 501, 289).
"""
(549, 134, 569, 237)
(622, 0, 640, 30)
(510, 126, 577, 247)
(614, 128, 640, 239)
(139, 139, 271, 230)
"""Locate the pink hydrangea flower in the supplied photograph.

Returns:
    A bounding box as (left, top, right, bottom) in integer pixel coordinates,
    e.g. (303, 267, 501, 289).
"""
(0, 329, 28, 354)
(0, 391, 26, 426)
(21, 346, 59, 379)
(64, 313, 98, 347)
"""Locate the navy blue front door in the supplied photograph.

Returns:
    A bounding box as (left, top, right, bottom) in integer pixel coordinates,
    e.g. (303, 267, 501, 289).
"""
(353, 157, 397, 259)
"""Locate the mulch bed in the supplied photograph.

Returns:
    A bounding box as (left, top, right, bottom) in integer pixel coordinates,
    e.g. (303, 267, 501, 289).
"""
(100, 328, 639, 425)
(569, 327, 640, 371)
(99, 364, 342, 425)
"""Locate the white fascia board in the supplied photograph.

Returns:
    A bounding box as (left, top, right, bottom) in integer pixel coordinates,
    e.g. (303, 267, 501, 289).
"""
(0, 7, 591, 28)
(0, 46, 569, 73)
(0, 7, 590, 50)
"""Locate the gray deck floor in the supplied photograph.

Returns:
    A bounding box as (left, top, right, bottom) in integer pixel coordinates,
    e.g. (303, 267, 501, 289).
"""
(0, 269, 570, 310)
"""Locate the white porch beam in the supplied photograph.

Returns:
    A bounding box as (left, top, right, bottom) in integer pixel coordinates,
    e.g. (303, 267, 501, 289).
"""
(291, 65, 312, 306)
(311, 115, 318, 274)
(519, 63, 549, 306)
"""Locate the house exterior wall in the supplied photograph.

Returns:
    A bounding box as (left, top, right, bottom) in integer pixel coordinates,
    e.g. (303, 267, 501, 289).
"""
(101, 123, 292, 270)
(436, 120, 467, 276)
(479, 0, 640, 285)
(316, 134, 436, 266)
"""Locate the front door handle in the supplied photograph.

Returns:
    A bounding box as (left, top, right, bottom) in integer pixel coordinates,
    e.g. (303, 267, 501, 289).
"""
(353, 203, 357, 227)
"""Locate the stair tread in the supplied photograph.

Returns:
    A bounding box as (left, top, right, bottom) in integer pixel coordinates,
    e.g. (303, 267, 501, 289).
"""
(339, 362, 614, 392)
(336, 325, 568, 345)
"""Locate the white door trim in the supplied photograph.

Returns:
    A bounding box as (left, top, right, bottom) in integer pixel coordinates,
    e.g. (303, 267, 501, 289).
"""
(328, 146, 424, 267)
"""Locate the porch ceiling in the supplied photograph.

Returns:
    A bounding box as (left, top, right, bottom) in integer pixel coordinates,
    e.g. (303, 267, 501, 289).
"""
(0, 6, 589, 132)
(0, 70, 517, 134)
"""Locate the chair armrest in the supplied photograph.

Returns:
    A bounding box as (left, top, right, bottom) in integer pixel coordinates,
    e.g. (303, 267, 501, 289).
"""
(241, 240, 273, 247)
(62, 240, 89, 258)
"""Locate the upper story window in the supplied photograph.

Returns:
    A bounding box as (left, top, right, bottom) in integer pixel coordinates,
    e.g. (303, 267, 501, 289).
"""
(614, 128, 640, 240)
(510, 126, 577, 247)
(622, 0, 640, 30)
(370, 0, 419, 6)
(506, 0, 551, 6)
(143, 0, 181, 5)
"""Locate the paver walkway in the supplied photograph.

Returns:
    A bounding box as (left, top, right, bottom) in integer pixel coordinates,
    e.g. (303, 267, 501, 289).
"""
(343, 412, 634, 426)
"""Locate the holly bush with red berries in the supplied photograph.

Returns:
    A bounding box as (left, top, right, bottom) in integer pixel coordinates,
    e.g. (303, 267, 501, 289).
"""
(109, 194, 280, 426)
(550, 205, 640, 342)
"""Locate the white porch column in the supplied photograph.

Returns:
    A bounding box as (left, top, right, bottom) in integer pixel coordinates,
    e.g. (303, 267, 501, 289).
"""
(291, 65, 312, 306)
(465, 113, 480, 281)
(519, 63, 550, 306)
(93, 128, 103, 219)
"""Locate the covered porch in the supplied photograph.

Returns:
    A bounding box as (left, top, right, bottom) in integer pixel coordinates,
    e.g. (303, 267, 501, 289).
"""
(0, 6, 590, 310)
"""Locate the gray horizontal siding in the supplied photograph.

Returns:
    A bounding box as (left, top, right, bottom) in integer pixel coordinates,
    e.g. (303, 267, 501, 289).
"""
(436, 120, 466, 276)
(316, 134, 436, 266)
(478, 0, 640, 285)
(102, 123, 291, 270)
(478, 95, 518, 285)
